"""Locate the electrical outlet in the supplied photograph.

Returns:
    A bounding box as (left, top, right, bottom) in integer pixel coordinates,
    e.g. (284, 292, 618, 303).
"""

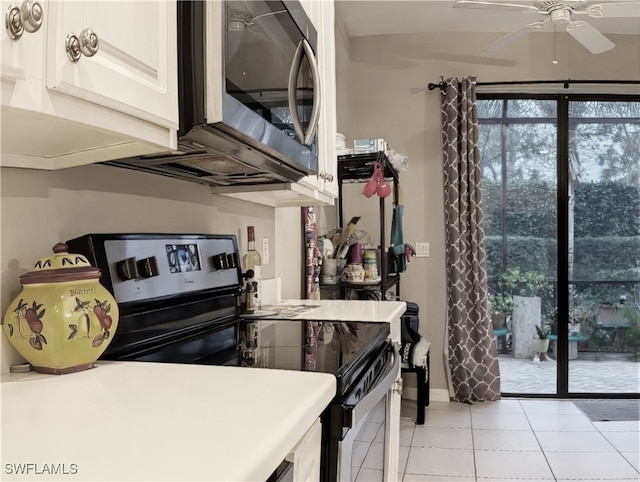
(415, 242, 430, 257)
(262, 237, 269, 265)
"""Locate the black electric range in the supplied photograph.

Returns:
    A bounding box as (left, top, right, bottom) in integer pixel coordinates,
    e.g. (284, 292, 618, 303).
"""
(65, 233, 398, 482)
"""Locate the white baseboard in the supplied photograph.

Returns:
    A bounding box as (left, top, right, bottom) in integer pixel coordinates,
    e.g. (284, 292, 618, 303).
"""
(403, 387, 450, 403)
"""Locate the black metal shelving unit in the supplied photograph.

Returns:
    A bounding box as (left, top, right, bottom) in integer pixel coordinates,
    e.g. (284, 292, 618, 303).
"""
(337, 151, 401, 300)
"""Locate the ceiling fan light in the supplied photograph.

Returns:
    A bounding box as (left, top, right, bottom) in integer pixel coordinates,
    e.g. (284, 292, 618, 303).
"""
(550, 8, 571, 23)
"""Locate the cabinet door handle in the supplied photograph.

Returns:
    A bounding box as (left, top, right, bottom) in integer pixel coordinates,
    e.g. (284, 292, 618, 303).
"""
(6, 4, 23, 40)
(66, 29, 99, 62)
(6, 0, 42, 40)
(318, 172, 334, 182)
(65, 33, 81, 62)
(19, 0, 42, 33)
(79, 27, 99, 57)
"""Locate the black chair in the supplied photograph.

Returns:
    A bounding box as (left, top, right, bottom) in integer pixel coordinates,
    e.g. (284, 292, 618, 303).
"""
(400, 302, 430, 425)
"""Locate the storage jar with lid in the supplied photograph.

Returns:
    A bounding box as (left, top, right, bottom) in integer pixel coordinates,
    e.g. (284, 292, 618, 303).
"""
(363, 249, 378, 280)
(2, 243, 119, 374)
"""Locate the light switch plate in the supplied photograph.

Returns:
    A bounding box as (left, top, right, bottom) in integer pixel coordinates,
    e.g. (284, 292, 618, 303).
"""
(415, 242, 430, 257)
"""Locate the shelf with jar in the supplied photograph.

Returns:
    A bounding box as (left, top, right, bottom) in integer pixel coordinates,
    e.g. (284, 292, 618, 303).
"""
(335, 151, 401, 301)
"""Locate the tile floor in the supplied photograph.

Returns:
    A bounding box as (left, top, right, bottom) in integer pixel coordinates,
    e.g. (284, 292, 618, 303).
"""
(398, 398, 640, 481)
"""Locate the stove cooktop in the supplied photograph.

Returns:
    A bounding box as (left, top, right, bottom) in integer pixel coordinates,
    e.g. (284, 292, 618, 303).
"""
(240, 319, 390, 395)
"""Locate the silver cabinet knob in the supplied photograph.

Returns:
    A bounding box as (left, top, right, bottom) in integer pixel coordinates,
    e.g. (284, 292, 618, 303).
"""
(6, 0, 42, 40)
(318, 172, 335, 183)
(79, 27, 98, 57)
(65, 33, 81, 62)
(19, 0, 42, 33)
(65, 28, 99, 63)
(6, 4, 23, 40)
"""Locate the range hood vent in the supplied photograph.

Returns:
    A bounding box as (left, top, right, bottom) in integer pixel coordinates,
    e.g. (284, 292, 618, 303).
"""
(103, 124, 313, 187)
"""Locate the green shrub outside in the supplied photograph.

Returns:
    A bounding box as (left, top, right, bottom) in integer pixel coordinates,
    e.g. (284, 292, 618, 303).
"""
(484, 179, 639, 281)
(574, 182, 640, 237)
(484, 179, 639, 335)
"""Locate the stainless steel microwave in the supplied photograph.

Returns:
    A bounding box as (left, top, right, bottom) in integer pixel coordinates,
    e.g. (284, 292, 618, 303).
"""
(106, 0, 320, 187)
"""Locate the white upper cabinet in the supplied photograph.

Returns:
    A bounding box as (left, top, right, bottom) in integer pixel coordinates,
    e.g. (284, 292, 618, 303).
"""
(1, 0, 45, 85)
(45, 1, 175, 127)
(1, 0, 177, 170)
(298, 0, 338, 199)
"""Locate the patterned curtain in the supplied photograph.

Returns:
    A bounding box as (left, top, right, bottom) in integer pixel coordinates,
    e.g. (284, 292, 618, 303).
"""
(440, 76, 501, 402)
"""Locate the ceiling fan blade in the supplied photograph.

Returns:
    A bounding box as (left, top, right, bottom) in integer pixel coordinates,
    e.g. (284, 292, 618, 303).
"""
(584, 2, 640, 18)
(566, 21, 615, 54)
(482, 20, 548, 52)
(453, 0, 540, 13)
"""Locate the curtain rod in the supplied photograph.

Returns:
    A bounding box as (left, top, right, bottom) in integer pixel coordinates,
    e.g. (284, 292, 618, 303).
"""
(427, 79, 640, 91)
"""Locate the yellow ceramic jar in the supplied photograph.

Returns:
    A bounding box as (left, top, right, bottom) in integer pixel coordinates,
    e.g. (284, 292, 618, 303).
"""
(3, 243, 119, 374)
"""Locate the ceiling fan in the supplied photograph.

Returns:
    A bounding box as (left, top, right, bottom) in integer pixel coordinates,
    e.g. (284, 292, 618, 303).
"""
(453, 0, 640, 54)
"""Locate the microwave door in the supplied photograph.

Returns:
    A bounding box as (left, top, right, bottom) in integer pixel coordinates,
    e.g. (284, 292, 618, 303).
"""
(287, 39, 320, 147)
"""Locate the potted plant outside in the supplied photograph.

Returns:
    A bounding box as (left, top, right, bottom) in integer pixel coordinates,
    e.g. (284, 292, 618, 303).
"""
(498, 268, 551, 359)
(488, 292, 516, 330)
(598, 296, 627, 327)
(533, 323, 551, 360)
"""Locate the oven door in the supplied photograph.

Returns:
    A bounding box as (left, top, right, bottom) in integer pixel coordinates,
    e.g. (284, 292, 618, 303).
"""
(329, 342, 400, 482)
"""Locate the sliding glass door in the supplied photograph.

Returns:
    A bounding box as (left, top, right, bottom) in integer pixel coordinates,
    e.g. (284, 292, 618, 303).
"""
(478, 95, 640, 397)
(567, 101, 640, 394)
(478, 98, 558, 395)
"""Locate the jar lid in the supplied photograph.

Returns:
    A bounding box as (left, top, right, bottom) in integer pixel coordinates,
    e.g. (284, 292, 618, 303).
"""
(19, 243, 101, 285)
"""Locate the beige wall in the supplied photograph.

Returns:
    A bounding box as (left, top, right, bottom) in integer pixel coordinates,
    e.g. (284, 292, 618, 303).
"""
(0, 164, 277, 373)
(2, 25, 638, 385)
(335, 29, 640, 394)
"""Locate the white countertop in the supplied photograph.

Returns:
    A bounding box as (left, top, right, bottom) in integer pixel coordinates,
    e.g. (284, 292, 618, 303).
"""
(265, 299, 407, 322)
(1, 361, 336, 481)
(257, 299, 407, 343)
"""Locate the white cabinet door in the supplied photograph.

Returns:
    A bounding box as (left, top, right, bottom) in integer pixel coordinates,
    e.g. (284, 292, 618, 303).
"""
(287, 418, 322, 482)
(46, 0, 177, 128)
(316, 0, 337, 197)
(1, 0, 46, 102)
(297, 0, 337, 198)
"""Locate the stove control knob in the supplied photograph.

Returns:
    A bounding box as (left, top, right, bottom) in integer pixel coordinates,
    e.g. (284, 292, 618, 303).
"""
(212, 254, 224, 270)
(227, 253, 237, 268)
(116, 257, 139, 281)
(136, 256, 159, 278)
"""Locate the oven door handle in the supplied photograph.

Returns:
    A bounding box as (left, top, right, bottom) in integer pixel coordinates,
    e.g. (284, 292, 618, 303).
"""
(343, 342, 401, 429)
(287, 39, 320, 146)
